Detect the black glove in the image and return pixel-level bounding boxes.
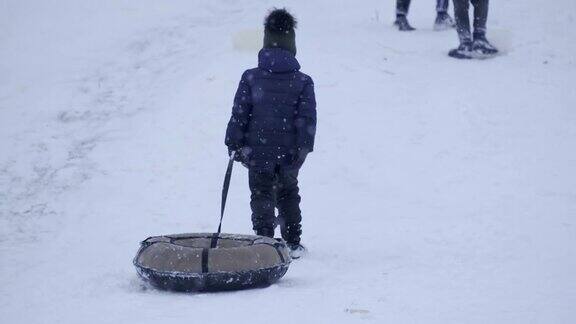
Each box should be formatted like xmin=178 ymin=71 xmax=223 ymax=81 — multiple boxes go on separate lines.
xmin=228 ymin=147 xmax=242 ymax=162
xmin=228 ymin=146 xmax=252 ymax=163
xmin=291 ymin=148 xmax=310 ymax=169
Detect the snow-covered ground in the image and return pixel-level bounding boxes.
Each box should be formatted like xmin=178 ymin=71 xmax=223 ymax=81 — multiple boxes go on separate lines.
xmin=1 ymin=0 xmax=575 ymax=323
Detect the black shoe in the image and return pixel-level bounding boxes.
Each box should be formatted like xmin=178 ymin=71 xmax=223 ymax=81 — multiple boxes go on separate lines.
xmin=472 ymin=34 xmax=499 ymax=56
xmin=394 ymin=15 xmax=415 ymax=31
xmin=255 ymin=227 xmax=274 ymax=238
xmin=434 ymin=12 xmax=455 ymax=31
xmin=287 ymin=243 xmax=307 ymax=259
xmin=448 ymin=41 xmax=474 ymax=59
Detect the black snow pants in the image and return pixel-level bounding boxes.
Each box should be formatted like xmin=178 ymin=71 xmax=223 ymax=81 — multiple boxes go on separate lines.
xmin=452 ymin=0 xmax=489 ymax=42
xmin=249 ymin=166 xmax=302 ymax=244
xmin=396 ymin=0 xmax=450 ymax=16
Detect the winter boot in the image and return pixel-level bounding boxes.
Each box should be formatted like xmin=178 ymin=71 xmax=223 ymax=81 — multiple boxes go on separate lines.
xmin=393 ymin=15 xmax=415 ymax=31
xmin=472 ymin=33 xmax=499 ymax=56
xmin=287 ymin=242 xmax=307 ymax=259
xmin=448 ymin=40 xmax=474 ymax=59
xmin=434 ymin=12 xmax=455 ymax=31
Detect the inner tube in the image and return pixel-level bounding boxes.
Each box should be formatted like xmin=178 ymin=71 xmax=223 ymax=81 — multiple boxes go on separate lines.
xmin=133 ymin=233 xmax=291 ymax=292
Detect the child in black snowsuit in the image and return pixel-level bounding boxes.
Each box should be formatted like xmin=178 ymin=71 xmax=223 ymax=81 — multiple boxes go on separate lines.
xmin=225 ymin=9 xmax=317 ymax=258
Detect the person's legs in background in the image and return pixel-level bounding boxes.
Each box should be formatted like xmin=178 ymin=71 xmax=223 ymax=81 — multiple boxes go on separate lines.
xmin=434 ymin=0 xmax=456 ymax=30
xmin=453 ymin=0 xmax=472 ymax=43
xmin=448 ymin=0 xmax=474 ymax=58
xmin=471 ymin=0 xmax=498 ymax=54
xmin=394 ymin=0 xmax=416 ymax=31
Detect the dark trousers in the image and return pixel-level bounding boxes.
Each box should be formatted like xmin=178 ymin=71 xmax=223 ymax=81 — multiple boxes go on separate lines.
xmin=396 ymin=0 xmax=450 ymax=16
xmin=249 ymin=167 xmax=302 ymax=244
xmin=453 ymin=0 xmax=489 ymax=42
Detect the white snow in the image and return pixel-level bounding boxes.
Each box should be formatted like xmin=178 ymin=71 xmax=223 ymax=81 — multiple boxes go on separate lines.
xmin=1 ymin=0 xmax=575 ymax=323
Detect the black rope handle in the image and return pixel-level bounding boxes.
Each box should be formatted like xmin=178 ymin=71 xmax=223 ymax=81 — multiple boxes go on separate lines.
xmin=210 ymin=151 xmax=236 ymax=248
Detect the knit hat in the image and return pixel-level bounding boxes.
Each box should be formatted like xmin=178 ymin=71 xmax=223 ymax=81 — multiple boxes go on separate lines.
xmin=263 ymin=8 xmax=297 ymax=56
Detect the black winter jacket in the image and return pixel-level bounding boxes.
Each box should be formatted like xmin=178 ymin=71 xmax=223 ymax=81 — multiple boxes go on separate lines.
xmin=225 ymin=48 xmax=316 ymax=171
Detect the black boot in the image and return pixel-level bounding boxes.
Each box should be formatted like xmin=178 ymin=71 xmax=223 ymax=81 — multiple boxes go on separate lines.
xmin=394 ymin=15 xmax=415 ymax=31
xmin=448 ymin=40 xmax=473 ymax=59
xmin=434 ymin=11 xmax=455 ymax=31
xmin=472 ymin=32 xmax=499 ymax=56
xmin=287 ymin=242 xmax=307 ymax=259
xmin=282 ymin=223 xmax=305 ymax=259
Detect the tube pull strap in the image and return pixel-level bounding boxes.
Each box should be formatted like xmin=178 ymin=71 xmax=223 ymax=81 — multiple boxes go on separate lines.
xmin=210 ymin=151 xmax=236 ymax=248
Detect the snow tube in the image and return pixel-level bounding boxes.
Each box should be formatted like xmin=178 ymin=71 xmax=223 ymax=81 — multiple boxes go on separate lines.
xmin=133 ymin=233 xmax=291 ymax=292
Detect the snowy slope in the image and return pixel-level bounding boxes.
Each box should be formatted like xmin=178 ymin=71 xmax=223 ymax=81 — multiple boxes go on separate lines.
xmin=1 ymin=0 xmax=576 ymax=323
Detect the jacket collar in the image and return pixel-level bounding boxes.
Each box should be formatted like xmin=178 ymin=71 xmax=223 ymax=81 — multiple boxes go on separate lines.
xmin=258 ymin=48 xmax=300 ymax=73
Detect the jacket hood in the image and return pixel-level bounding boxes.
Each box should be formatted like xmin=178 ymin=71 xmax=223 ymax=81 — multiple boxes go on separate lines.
xmin=258 ymin=48 xmax=300 ymax=73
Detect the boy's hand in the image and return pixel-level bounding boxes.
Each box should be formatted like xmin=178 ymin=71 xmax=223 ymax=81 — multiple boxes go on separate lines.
xmin=229 ymin=147 xmax=252 ymax=163
xmin=228 ymin=148 xmax=241 ymax=162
